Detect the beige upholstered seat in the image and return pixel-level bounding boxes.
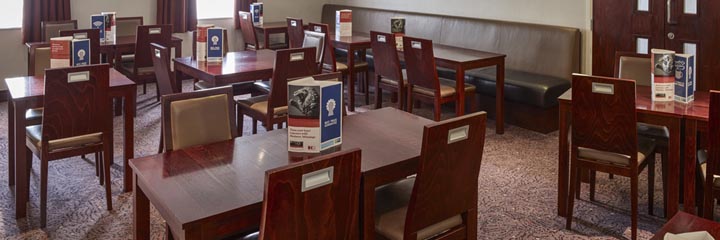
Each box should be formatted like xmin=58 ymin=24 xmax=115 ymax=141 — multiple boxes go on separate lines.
xmin=32 ymin=47 xmax=51 ymax=77
xmin=335 ymin=61 xmax=369 ymax=71
xmin=375 ymin=178 xmax=463 ymax=240
xmin=578 ymin=137 xmax=656 ymax=166
xmin=380 ymin=69 xmax=408 ymax=86
xmin=698 ymin=150 xmax=720 ymax=187
xmin=169 ymin=94 xmax=233 ymax=150
xmin=121 ymin=62 xmax=154 ymax=75
xmin=121 ymin=54 xmax=135 ymax=62
xmin=413 ymin=78 xmax=476 ymax=98
xmin=116 ymin=18 xmax=143 ymax=37
xmin=236 ymin=96 xmax=288 ymax=117
xmin=26 ymin=108 xmax=43 ymax=122
xmin=26 ymin=125 xmax=102 ymax=152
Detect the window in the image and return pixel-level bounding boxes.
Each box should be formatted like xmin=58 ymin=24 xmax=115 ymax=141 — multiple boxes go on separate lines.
xmin=0 ymin=0 xmax=23 ymax=29
xmin=197 ymin=0 xmax=235 ymax=20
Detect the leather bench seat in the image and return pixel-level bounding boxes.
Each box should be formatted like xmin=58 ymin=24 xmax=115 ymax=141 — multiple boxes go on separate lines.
xmin=461 ymin=67 xmax=571 ymax=108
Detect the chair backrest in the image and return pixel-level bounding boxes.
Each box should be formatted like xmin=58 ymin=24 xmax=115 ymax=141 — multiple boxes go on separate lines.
xmin=27 ymin=43 xmax=51 ymax=76
xmin=707 ymin=91 xmax=720 ymax=193
xmin=301 ymin=30 xmax=326 ymax=68
xmin=192 ymin=28 xmax=230 ymax=59
xmin=116 ymin=17 xmax=144 ymax=37
xmin=370 ymin=31 xmax=404 ymax=83
xmin=614 ymin=52 xmax=652 ymax=86
xmin=403 ymin=36 xmax=440 ymax=92
xmin=571 ymin=74 xmax=638 ymax=162
xmin=41 ymin=64 xmax=110 ymax=151
xmin=286 ymin=17 xmax=305 ymax=48
xmin=60 ymin=29 xmax=101 ymax=65
xmin=41 ymin=20 xmax=78 ymax=42
xmin=150 ymin=43 xmax=178 ymax=97
xmin=404 ymin=112 xmax=487 ymax=239
xmin=267 ymin=47 xmax=320 ymax=117
xmin=238 ymin=11 xmax=259 ymax=49
xmin=260 ymin=149 xmax=362 ymax=239
xmin=134 ymin=25 xmax=172 ymax=69
xmin=161 ymin=86 xmax=237 ymax=151
xmin=307 ymin=22 xmax=337 ymax=72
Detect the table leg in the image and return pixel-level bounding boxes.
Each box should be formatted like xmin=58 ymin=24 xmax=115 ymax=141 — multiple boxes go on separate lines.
xmin=684 ymin=119 xmax=698 ymax=215
xmin=360 ymin=176 xmax=375 ymax=240
xmin=264 ymin=31 xmax=271 ymax=50
xmin=8 ymin=100 xmax=14 ymax=186
xmin=496 ymin=61 xmax=505 ymax=134
xmin=666 ymin=118 xmax=683 ymax=219
xmin=455 ymin=67 xmax=466 ymax=117
xmin=347 ymin=47 xmax=357 ymax=112
xmin=133 ymin=174 xmax=150 ymax=240
xmin=123 ymin=90 xmax=137 ymax=192
xmin=557 ymin=102 xmax=571 ymax=217
xmin=13 ymin=100 xmax=28 ymax=219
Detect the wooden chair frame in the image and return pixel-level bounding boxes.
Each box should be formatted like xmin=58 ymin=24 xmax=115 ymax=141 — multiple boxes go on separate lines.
xmin=286 ymin=17 xmax=305 ymax=48
xmin=371 ymin=31 xmax=406 ymax=110
xmin=41 ymin=20 xmax=78 ymax=42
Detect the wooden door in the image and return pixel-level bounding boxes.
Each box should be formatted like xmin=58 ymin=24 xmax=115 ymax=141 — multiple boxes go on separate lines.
xmin=592 ymin=0 xmax=665 ymax=78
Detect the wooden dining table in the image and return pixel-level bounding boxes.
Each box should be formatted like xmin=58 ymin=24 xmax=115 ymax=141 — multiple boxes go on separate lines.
xmin=173 ymin=50 xmax=276 ymax=88
xmin=5 ymin=68 xmax=137 ymax=219
xmin=557 ymin=86 xmax=710 ymax=219
xmin=651 ymin=211 xmax=720 ymax=239
xmin=329 ymin=34 xmax=372 ymax=112
xmin=253 ymin=21 xmax=291 ymax=50
xmin=131 ymin=107 xmax=431 ymax=240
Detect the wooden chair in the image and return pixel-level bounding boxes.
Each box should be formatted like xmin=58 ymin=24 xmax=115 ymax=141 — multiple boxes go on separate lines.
xmin=119 ymin=25 xmax=172 ymax=95
xmin=565 ymin=74 xmax=658 ymax=240
xmin=308 ymin=22 xmax=371 ymax=108
xmin=116 ymin=16 xmax=144 ymax=37
xmin=286 ymin=17 xmax=305 ymax=48
xmin=236 ymin=47 xmax=319 ymax=136
xmin=160 ymin=86 xmax=237 ymax=151
xmin=25 ymin=43 xmax=52 ymax=125
xmin=26 ymin=64 xmax=113 ymax=227
xmin=41 ymin=20 xmax=77 ymax=42
xmin=700 ymin=91 xmax=720 ymax=219
xmin=614 ymin=51 xmax=669 ymax=214
xmin=60 ymin=29 xmax=101 ymax=65
xmin=150 ymin=43 xmax=181 ymax=153
xmin=374 ymin=111 xmax=487 ymax=240
xmin=402 ymin=36 xmax=477 ymax=121
xmin=371 ymin=31 xmax=406 ymax=110
xmin=238 ymin=11 xmax=286 ymax=50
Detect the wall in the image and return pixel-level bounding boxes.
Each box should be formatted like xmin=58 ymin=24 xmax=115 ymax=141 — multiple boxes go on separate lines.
xmin=327 ymin=0 xmax=593 ymax=74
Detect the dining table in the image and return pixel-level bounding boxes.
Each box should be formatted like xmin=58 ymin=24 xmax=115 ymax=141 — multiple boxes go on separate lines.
xmin=253 ymin=21 xmax=291 ymax=50
xmin=329 ymin=34 xmax=372 ymax=112
xmin=557 ymin=86 xmax=711 ymax=219
xmin=5 ymin=68 xmax=137 ymax=219
xmin=651 ymin=211 xmax=720 ymax=239
xmin=131 ymin=107 xmax=432 ymax=240
xmin=173 ymin=50 xmax=276 ymax=88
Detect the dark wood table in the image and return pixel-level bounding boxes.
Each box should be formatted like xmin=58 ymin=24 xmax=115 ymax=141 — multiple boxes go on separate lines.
xmin=254 ymin=21 xmax=290 ymax=50
xmin=173 ymin=50 xmax=275 ymax=87
xmin=329 ymin=34 xmax=372 ymax=112
xmin=131 ymin=107 xmax=431 ymax=240
xmin=25 ymin=36 xmax=183 ymax=69
xmin=5 ymin=69 xmax=137 ymax=219
xmin=651 ymin=211 xmax=720 ymax=239
xmin=558 ymin=86 xmax=710 ymax=219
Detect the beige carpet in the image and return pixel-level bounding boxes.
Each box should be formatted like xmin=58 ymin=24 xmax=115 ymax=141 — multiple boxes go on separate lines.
xmin=0 ymin=81 xmax=670 ymax=239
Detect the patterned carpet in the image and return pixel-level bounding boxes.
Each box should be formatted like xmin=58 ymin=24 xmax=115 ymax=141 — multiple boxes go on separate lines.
xmin=0 ymin=81 xmax=672 ymax=239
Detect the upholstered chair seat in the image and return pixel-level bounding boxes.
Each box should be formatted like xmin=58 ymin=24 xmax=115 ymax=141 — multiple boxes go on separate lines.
xmin=413 ymin=78 xmax=476 ymax=98
xmin=26 ymin=126 xmax=103 ymax=152
xmin=26 ymin=108 xmax=43 ymax=122
xmin=121 ymin=62 xmax=155 ymax=75
xmin=578 ymin=137 xmax=656 ymax=167
xmin=698 ymin=150 xmax=720 ymax=187
xmin=236 ymin=96 xmax=288 ymax=117
xmin=379 ymin=70 xmax=408 ymax=86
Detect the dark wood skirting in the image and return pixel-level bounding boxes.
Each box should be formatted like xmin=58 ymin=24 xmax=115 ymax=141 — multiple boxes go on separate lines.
xmin=0 ymin=90 xmax=8 ymax=102
xmin=476 ymin=94 xmax=558 ymax=134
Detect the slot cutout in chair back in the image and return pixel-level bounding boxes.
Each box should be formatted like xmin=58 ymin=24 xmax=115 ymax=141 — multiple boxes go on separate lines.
xmin=592 ymin=82 xmax=614 ymax=95
xmin=447 ymin=125 xmax=469 ymax=144
xmin=301 ymin=166 xmax=334 ymax=192
xmin=68 ymin=71 xmax=90 ymax=83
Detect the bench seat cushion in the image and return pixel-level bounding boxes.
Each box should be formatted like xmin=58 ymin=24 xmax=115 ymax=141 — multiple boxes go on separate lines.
xmin=462 ymin=67 xmax=570 ymax=108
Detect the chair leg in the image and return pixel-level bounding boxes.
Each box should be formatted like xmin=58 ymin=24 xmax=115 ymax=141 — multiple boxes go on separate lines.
xmin=631 ymin=175 xmax=638 ymax=240
xmin=99 ymin=152 xmax=104 ymax=186
xmin=566 ymin=161 xmax=579 ymax=230
xmin=661 ymin=150 xmax=669 ymax=218
xmin=103 ymin=145 xmax=113 ymax=211
xmin=364 ymin=71 xmax=370 ymax=105
xmin=434 ymin=101 xmax=441 ymax=121
xmin=40 ymin=158 xmax=49 ymax=228
xmin=237 ymin=107 xmax=244 ymax=137
xmin=468 ymin=91 xmax=477 ymax=112
xmin=158 ymin=132 xmax=164 ymax=154
xmin=375 ymin=78 xmax=383 ymax=109
xmin=609 ymin=174 xmax=614 ymax=179
xmin=406 ymin=90 xmax=414 ymax=114
xmin=95 ymin=152 xmax=100 ymax=177
xmin=26 ymin=148 xmax=32 ymax=184
xmin=166 ymin=223 xmax=175 ymax=240
xmin=648 ymin=156 xmax=656 ymax=216
xmin=589 ymin=170 xmax=596 ymax=201
xmin=252 ymin=119 xmax=258 ymax=135
xmin=575 ymin=169 xmax=582 ymax=199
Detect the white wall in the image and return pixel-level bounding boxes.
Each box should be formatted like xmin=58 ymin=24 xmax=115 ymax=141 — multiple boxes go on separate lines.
xmin=328 ymin=0 xmax=593 ymax=73
xmin=71 ymin=0 xmax=156 ymax=28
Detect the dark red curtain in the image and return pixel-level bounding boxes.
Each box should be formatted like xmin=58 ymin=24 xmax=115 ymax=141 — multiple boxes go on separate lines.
xmin=22 ymin=0 xmax=71 ymax=43
xmin=234 ymin=0 xmax=256 ymax=29
xmin=157 ymin=0 xmax=197 ymax=33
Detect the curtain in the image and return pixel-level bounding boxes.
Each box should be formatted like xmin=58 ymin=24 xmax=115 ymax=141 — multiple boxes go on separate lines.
xmin=234 ymin=0 xmax=256 ymax=29
xmin=22 ymin=0 xmax=71 ymax=43
xmin=157 ymin=0 xmax=197 ymax=33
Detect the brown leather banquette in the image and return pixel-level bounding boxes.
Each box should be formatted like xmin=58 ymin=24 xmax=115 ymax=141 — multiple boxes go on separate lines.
xmin=321 ymin=4 xmax=581 ymax=133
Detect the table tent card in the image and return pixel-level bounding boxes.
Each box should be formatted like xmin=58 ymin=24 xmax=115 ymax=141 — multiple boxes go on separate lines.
xmin=101 ymin=12 xmax=116 ymax=43
xmin=250 ymin=3 xmax=264 ymax=26
xmin=336 ymin=10 xmax=352 ymax=37
xmin=288 ymin=77 xmax=343 ymax=153
xmin=391 ymin=17 xmax=405 ymax=50
xmin=91 ymin=14 xmax=106 ymax=41
xmin=674 ymin=53 xmax=695 ymax=103
xmin=196 ymin=24 xmax=215 ymax=61
xmin=50 ymin=36 xmax=91 ymax=68
xmin=651 ymin=49 xmax=676 ymax=102
xmin=207 ymin=27 xmax=224 ymax=62
xmin=71 ymin=38 xmax=91 ymax=66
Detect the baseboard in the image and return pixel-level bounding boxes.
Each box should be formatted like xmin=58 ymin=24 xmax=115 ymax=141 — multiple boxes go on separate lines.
xmin=476 ymin=94 xmax=559 ymax=134
xmin=0 ymin=90 xmax=8 ymax=102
